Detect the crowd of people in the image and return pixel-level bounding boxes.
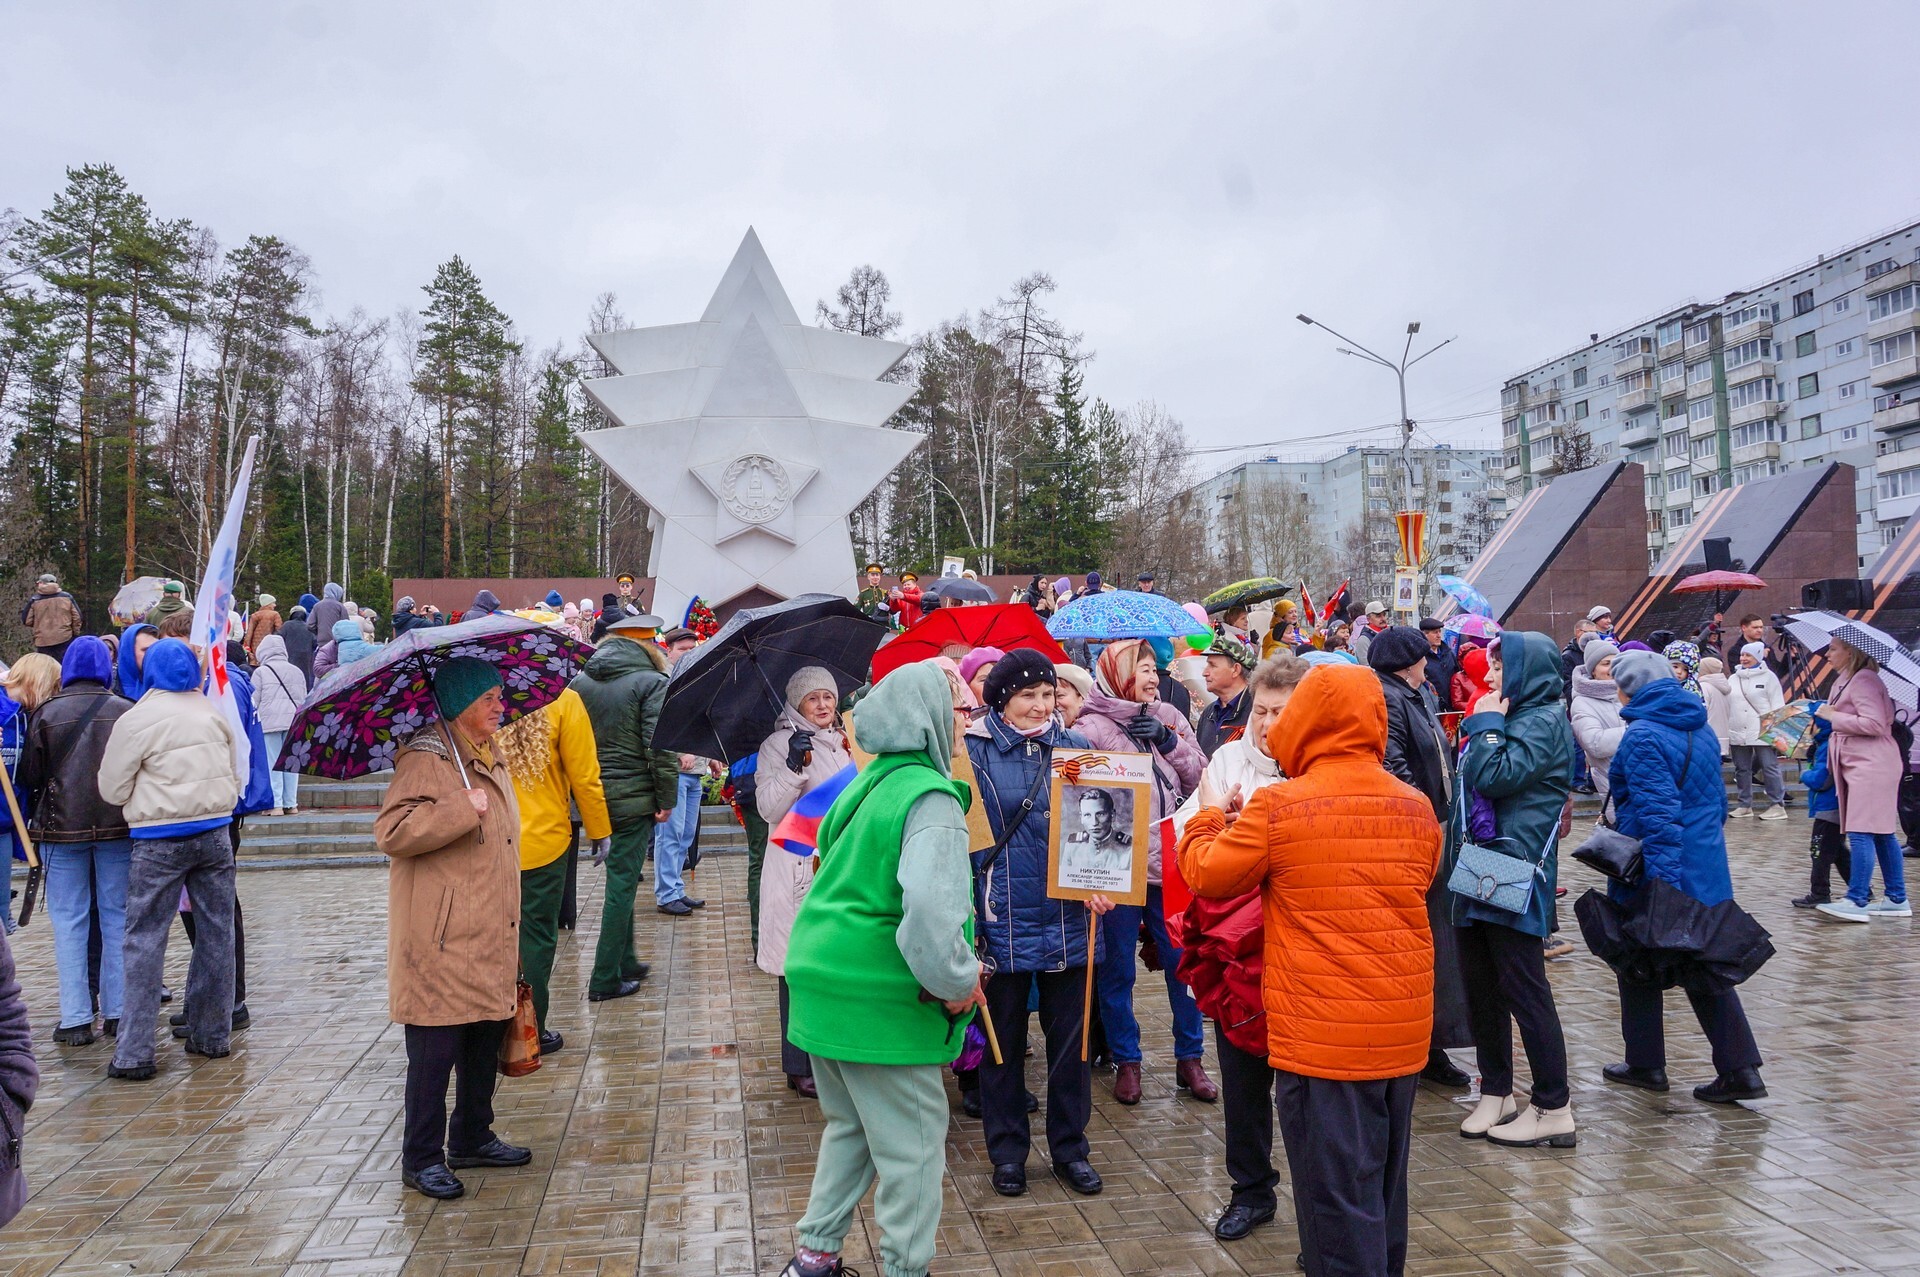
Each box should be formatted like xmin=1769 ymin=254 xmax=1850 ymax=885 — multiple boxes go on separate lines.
xmin=0 ymin=565 xmax=1908 ymax=1277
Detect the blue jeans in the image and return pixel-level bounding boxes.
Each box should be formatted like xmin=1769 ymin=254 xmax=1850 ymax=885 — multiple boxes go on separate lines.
xmin=263 ymin=730 xmax=300 ymax=809
xmin=1846 ymin=831 xmax=1908 ymax=907
xmin=654 ymin=772 xmax=704 ymax=905
xmin=1096 ymin=884 xmax=1205 ymax=1063
xmin=46 ymin=840 xmax=132 ymax=1027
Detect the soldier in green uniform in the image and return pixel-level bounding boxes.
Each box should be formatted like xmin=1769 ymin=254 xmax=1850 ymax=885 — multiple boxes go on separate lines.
xmin=856 ymin=563 xmax=894 ymax=627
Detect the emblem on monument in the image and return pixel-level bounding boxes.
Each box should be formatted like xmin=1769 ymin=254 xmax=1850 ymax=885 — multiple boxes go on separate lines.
xmin=721 ymin=454 xmax=792 ymax=525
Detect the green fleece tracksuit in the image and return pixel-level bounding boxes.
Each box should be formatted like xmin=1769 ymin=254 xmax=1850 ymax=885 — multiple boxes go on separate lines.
xmin=784 ymin=665 xmax=977 ymax=1277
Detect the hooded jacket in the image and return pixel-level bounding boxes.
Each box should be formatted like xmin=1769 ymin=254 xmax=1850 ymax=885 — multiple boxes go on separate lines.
xmin=116 ymin=623 xmax=157 ymax=701
xmin=1444 ymin=631 xmax=1573 ymax=938
xmin=97 ymin=639 xmax=239 ymax=836
xmin=786 ymin=663 xmax=977 ymax=1065
xmin=1451 ymin=646 xmax=1491 ymax=714
xmin=966 ymin=711 xmax=1094 ymax=972
xmin=1698 ymin=666 xmax=1734 ymax=756
xmin=18 ymin=637 xmax=130 ymax=843
xmin=1177 ymin=663 xmax=1440 ymax=1081
xmin=250 ymin=634 xmax=308 ymax=734
xmin=307 ymin=582 xmax=347 ymax=639
xmin=569 ymin=636 xmax=678 ymax=820
xmin=467 ymin=588 xmax=502 ymax=619
xmin=1801 ymin=710 xmax=1839 ymax=822
xmin=224 ymin=658 xmax=276 ymax=818
xmin=1607 ymin=675 xmax=1732 ymax=907
xmin=1569 ymin=668 xmax=1626 ymax=801
xmin=755 ymin=703 xmax=854 ymax=977
xmin=332 ymin=617 xmax=382 ymax=668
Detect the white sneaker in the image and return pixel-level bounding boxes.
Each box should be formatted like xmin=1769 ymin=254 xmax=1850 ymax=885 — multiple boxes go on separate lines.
xmin=1459 ymin=1093 xmax=1518 ymax=1139
xmin=1757 ymin=805 xmax=1788 ymax=821
xmin=1730 ymin=807 xmax=1754 ymax=819
xmin=1866 ymin=899 xmax=1913 ymax=918
xmin=1816 ymin=900 xmax=1872 ymax=923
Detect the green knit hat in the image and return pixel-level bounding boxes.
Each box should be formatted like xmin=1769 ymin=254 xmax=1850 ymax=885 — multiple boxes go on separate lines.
xmin=433 ymin=657 xmax=503 ymax=720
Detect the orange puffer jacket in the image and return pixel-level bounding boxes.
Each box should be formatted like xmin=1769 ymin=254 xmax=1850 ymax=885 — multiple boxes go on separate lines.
xmin=1176 ymin=663 xmax=1441 ymax=1081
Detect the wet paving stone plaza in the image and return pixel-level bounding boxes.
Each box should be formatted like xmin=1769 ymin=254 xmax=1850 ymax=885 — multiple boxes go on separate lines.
xmin=6 ymin=817 xmax=1920 ymax=1276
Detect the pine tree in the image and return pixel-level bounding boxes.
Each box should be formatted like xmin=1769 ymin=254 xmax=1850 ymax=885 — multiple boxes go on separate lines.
xmin=413 ymin=256 xmax=516 ymax=575
xmin=109 ymin=212 xmax=195 ymax=580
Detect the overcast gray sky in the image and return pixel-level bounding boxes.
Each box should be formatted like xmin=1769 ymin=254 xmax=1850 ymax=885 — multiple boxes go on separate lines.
xmin=9 ymin=1 xmax=1920 ymax=477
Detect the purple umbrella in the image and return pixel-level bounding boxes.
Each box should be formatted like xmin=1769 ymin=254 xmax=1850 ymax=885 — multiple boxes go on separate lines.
xmin=277 ymin=614 xmax=593 ymax=779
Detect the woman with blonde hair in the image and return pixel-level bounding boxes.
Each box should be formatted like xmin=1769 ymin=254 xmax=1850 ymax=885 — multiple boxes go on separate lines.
xmin=1815 ymin=637 xmax=1910 ymax=921
xmin=1 ymin=654 xmax=61 ymax=934
xmin=492 ymin=687 xmax=612 ymax=1052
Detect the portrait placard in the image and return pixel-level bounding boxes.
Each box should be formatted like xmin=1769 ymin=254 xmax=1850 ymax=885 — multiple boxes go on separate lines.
xmin=1046 ymin=748 xmax=1152 ymax=906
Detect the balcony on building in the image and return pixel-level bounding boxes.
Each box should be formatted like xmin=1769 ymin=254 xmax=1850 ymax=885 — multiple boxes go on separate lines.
xmin=1617 ymin=386 xmax=1658 ymax=414
xmin=1613 ymin=350 xmax=1656 ymax=377
xmin=1619 ymin=417 xmax=1661 ymax=449
xmin=1687 ymin=411 xmax=1721 ymax=439
xmin=1867 ymin=306 xmax=1920 ymax=347
xmin=1664 ymin=449 xmax=1690 ymax=471
xmin=1656 ymin=335 xmax=1685 ymax=362
xmin=1731 ymin=439 xmax=1781 ymax=466
xmin=1723 ymin=316 xmax=1774 ymax=347
xmin=1727 ymin=396 xmax=1779 ymax=428
xmin=1876 ymin=389 xmax=1920 ymax=434
xmin=1872 ymin=354 xmax=1920 ymax=388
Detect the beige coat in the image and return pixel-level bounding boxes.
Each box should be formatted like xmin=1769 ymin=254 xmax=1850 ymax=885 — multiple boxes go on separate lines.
xmin=97 ymin=691 xmax=239 ymax=831
xmin=374 ymin=730 xmax=523 ymax=1026
xmin=754 ymin=706 xmax=852 ymax=977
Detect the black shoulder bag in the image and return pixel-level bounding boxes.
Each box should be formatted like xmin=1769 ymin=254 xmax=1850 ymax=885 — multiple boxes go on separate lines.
xmin=1571 ymin=733 xmax=1694 ymax=886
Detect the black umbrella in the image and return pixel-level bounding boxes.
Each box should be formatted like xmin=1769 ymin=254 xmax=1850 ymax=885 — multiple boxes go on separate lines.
xmin=1575 ymin=880 xmax=1774 ymax=995
xmin=654 ymin=593 xmax=889 ymax=764
xmin=923 ymin=575 xmax=996 ymax=604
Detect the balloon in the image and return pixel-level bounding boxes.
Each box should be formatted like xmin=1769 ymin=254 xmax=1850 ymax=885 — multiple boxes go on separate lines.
xmin=1186 ymin=632 xmax=1213 ymax=652
xmin=1182 ymin=601 xmax=1211 ymax=629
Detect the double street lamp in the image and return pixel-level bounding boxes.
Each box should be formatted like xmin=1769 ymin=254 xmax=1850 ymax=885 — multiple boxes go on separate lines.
xmin=1296 ymin=313 xmax=1455 ymax=604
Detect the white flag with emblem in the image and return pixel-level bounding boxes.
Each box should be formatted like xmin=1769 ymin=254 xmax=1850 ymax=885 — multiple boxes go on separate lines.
xmin=191 ymin=436 xmax=260 ymax=785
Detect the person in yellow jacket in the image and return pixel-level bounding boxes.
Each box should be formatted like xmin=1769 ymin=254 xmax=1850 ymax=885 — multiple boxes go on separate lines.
xmin=493 ymin=686 xmax=612 ymax=1053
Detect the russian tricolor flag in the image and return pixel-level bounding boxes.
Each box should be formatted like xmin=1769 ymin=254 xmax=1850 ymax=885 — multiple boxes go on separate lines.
xmin=771 ymin=762 xmax=858 ymax=856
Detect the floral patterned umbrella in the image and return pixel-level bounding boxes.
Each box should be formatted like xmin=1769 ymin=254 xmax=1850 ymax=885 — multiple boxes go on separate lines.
xmin=276 ymin=614 xmax=593 ymax=778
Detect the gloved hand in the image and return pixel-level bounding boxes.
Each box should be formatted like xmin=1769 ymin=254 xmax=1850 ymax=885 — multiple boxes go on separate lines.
xmin=1123 ymin=707 xmax=1172 ymax=750
xmin=586 ymin=836 xmax=612 ymax=865
xmin=785 ymin=730 xmax=814 ymax=773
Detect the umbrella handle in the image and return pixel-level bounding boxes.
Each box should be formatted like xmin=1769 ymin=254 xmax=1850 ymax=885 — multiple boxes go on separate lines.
xmin=437 ymin=716 xmax=484 ymax=844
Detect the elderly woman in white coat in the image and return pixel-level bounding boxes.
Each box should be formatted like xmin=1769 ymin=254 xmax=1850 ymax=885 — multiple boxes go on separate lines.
xmin=1569 ymin=642 xmax=1626 ymax=805
xmin=756 ymin=666 xmax=853 ymax=1100
xmin=1727 ymin=642 xmax=1788 ymax=819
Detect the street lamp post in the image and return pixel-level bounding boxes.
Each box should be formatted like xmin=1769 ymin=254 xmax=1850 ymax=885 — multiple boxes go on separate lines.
xmin=1296 ymin=313 xmax=1453 ymax=607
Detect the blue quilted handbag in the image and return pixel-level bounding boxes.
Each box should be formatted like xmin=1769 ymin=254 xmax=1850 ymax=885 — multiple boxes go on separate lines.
xmin=1447 ymin=797 xmax=1548 ymax=915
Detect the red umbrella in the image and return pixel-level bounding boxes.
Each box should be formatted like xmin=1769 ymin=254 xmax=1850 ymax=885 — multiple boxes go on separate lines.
xmin=1671 ymin=570 xmax=1767 ymax=593
xmin=872 ymin=603 xmax=1069 ymax=682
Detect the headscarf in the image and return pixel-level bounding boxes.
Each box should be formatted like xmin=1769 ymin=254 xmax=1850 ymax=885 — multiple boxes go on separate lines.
xmin=1094 ymin=638 xmax=1148 ymax=700
xmin=1457 ymin=646 xmax=1492 ymax=704
xmin=928 ymin=656 xmax=976 ymax=709
xmin=1662 ymin=640 xmax=1702 ymax=697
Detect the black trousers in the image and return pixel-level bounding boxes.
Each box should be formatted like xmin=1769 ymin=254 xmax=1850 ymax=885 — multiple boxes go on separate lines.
xmin=403 ymin=1019 xmax=509 ymax=1172
xmin=981 ymin=969 xmax=1091 ymax=1167
xmin=1453 ymin=921 xmax=1569 ymax=1110
xmin=1617 ymin=975 xmax=1762 ymax=1076
xmin=776 ymin=977 xmax=812 ymax=1078
xmin=1274 ymin=1069 xmax=1417 ymax=1277
xmin=1215 ymin=1021 xmax=1278 ymax=1211
xmin=179 ymin=819 xmax=247 ymax=1008
xmin=1811 ymin=818 xmax=1855 ymax=901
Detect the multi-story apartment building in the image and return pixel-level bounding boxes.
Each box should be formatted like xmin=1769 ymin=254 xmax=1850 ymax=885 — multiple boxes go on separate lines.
xmin=1184 ymin=443 xmax=1508 ymax=603
xmin=1502 ymin=220 xmax=1920 ymax=572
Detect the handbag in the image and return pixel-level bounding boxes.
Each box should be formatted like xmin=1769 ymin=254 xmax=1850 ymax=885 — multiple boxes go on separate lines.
xmin=1447 ymin=784 xmax=1553 ymax=915
xmin=497 ymin=977 xmax=542 ymax=1077
xmin=1570 ymin=735 xmax=1694 ymax=887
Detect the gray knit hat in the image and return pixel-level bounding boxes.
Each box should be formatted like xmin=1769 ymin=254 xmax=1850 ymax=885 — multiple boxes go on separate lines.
xmin=1582 ymin=641 xmax=1619 ymax=678
xmin=1611 ymin=650 xmax=1673 ymax=700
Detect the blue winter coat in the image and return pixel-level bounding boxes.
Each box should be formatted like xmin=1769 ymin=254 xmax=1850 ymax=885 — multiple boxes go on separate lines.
xmin=966 ymin=712 xmax=1096 ymax=973
xmin=226 ymin=665 xmax=275 ymax=818
xmin=1445 ymin=630 xmax=1573 ymax=938
xmin=1608 ymin=676 xmax=1732 ymax=908
xmin=1802 ymin=709 xmax=1838 ymax=822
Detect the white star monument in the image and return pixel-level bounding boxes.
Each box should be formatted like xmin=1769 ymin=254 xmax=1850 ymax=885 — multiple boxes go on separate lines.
xmin=578 ymin=229 xmax=920 ymax=624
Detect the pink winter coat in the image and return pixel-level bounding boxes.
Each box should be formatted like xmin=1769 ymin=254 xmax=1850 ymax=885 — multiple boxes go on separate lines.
xmin=1826 ymin=667 xmax=1904 ymax=835
xmin=1072 ymin=690 xmax=1205 ymax=884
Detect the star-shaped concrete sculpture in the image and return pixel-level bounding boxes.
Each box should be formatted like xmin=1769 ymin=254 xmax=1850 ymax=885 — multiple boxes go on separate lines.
xmin=578 ymin=229 xmax=920 ymax=623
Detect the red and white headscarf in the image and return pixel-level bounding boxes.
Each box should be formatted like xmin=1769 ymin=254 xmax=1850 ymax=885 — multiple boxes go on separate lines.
xmin=1094 ymin=639 xmax=1148 ymax=701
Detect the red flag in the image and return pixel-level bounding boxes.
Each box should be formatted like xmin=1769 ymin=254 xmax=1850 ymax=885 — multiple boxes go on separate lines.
xmin=1298 ymin=580 xmax=1317 ymax=630
xmin=1321 ymin=580 xmax=1351 ymax=625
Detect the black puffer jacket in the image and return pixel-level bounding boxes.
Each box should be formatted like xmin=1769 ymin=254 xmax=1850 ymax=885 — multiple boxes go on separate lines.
xmin=18 ymin=680 xmax=131 ymax=842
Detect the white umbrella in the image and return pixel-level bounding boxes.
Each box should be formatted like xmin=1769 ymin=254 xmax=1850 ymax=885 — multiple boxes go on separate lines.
xmin=1783 ymin=610 xmax=1920 ymax=712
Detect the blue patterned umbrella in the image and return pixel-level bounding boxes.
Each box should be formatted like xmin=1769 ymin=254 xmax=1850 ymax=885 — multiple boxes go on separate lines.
xmin=1436 ymin=574 xmax=1494 ymax=618
xmin=1047 ymin=591 xmax=1211 ymax=641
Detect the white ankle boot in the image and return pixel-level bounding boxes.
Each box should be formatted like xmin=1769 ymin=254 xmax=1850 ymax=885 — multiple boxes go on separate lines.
xmin=1459 ymin=1093 xmax=1518 ymax=1138
xmin=1486 ymin=1103 xmax=1576 ymax=1148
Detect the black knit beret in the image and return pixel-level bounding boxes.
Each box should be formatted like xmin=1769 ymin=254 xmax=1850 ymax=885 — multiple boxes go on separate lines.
xmin=982 ymin=647 xmax=1058 ymax=712
xmin=1365 ymin=625 xmax=1431 ymax=674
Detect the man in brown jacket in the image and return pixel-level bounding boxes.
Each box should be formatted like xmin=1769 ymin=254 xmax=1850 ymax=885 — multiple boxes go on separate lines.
xmin=22 ymin=573 xmax=84 ymax=660
xmin=242 ymin=594 xmax=282 ymax=656
xmin=373 ymin=657 xmax=532 ymax=1200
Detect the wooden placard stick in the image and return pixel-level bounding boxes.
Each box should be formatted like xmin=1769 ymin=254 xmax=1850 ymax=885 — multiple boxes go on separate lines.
xmin=1081 ymin=910 xmax=1098 ymax=1061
